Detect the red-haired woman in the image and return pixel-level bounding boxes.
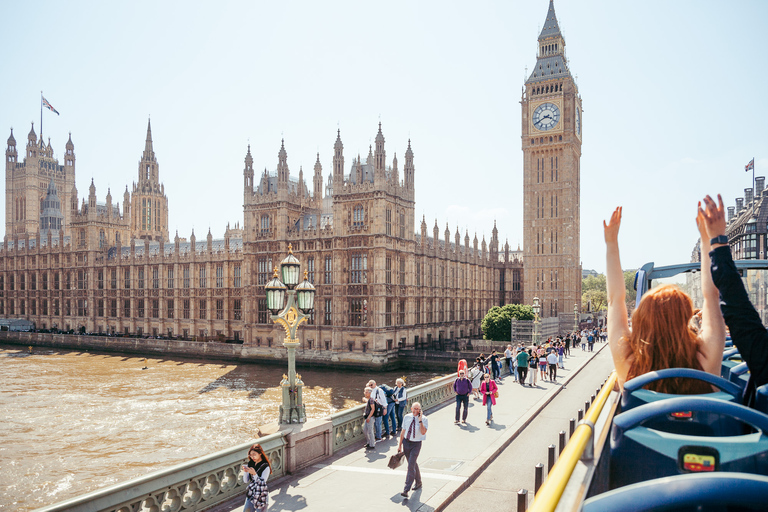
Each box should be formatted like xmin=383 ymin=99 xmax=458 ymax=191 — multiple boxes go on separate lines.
xmin=604 ymin=207 xmax=725 ymax=393
xmin=242 ymin=443 xmax=272 ymax=511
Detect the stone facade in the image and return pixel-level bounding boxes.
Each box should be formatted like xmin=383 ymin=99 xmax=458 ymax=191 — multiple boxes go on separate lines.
xmin=522 ymin=0 xmax=582 ymax=323
xmin=2 ymin=120 xmax=523 ymax=361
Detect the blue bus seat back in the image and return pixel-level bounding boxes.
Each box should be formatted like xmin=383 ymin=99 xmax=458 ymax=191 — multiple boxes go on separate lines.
xmin=610 ymin=397 xmax=768 ymax=489
xmin=756 ymin=384 xmax=768 ymax=415
xmin=584 ymin=472 xmax=768 ymax=512
xmin=622 ymin=369 xmax=744 ymax=413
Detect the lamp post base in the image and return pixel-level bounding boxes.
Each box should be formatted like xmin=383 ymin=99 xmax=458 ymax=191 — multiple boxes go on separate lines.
xmin=279 ymin=403 xmax=307 ymax=424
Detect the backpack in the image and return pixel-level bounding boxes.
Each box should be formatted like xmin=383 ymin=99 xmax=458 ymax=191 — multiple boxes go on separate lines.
xmin=373 ymin=401 xmax=384 ymax=417
xmin=380 ymin=384 xmax=396 ymax=403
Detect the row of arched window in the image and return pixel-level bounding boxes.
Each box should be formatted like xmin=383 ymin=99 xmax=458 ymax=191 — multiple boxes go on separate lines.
xmin=531 ymin=82 xmax=563 ymax=96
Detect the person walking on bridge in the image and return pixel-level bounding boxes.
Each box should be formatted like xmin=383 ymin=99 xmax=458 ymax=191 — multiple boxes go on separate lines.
xmin=516 ymin=346 xmax=529 ymax=386
xmin=453 ymin=369 xmax=472 ymax=424
xmin=480 ymin=373 xmax=498 ymax=425
xmin=242 ymin=443 xmax=272 ymax=512
xmin=398 ymin=402 xmax=429 ymax=499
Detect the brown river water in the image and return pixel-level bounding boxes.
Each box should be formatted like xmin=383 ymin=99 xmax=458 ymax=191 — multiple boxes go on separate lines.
xmin=0 ymin=344 xmax=441 ymax=511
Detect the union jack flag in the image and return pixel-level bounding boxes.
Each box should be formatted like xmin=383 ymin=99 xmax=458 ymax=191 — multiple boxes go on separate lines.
xmin=745 ymin=158 xmax=755 ymax=172
xmin=42 ymin=96 xmax=59 ymax=115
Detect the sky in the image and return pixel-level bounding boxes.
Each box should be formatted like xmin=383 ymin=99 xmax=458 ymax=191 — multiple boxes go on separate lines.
xmin=1 ymin=1 xmax=766 ymax=274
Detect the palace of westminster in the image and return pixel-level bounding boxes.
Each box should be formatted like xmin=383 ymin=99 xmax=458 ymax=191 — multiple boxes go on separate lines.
xmin=1 ymin=1 xmax=581 ymax=358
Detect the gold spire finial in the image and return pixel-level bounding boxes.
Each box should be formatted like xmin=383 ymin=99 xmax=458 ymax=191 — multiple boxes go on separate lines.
xmin=304 ymin=269 xmax=309 ymax=280
xmin=288 ymin=243 xmax=293 ymax=254
xmin=273 ymin=266 xmax=279 ymax=278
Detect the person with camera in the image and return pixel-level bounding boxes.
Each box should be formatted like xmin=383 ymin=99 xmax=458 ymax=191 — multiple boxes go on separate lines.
xmin=241 ymin=443 xmax=271 ymax=511
xmin=398 ymin=402 xmax=429 ymax=499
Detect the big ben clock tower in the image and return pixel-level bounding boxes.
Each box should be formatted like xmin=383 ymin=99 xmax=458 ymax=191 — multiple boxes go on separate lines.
xmin=522 ymin=0 xmax=582 ymax=321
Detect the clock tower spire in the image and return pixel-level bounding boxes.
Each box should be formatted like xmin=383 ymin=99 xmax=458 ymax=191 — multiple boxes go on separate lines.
xmin=522 ymin=0 xmax=582 ymax=323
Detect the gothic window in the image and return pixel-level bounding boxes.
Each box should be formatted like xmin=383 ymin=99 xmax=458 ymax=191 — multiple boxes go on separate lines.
xmin=399 ymin=212 xmax=405 ymax=238
xmin=152 ymin=300 xmax=159 ymax=318
xmin=183 ymin=299 xmax=190 ymax=319
xmin=306 ymin=257 xmax=315 ymax=283
xmin=234 ymin=265 xmax=241 ymax=288
xmin=137 ymin=299 xmax=144 ymax=318
xmin=167 ymin=300 xmax=174 ymax=319
xmin=260 ymin=214 xmax=270 ymax=233
xmin=97 ymin=271 xmax=103 ymax=290
xmin=183 ymin=265 xmax=190 ymax=288
xmin=385 ymin=256 xmax=392 ymax=284
xmin=167 ymin=268 xmax=174 ymax=288
xmin=216 ymin=299 xmax=224 ymax=320
xmin=152 ymin=267 xmax=159 ymax=289
xmin=353 ymin=205 xmax=364 ymax=227
xmin=199 ymin=266 xmax=206 ymax=288
xmin=385 ymin=299 xmax=392 ymax=326
xmin=216 ymin=264 xmax=224 ymax=288
xmin=324 ymin=255 xmax=332 ymax=284
xmin=124 ymin=269 xmax=130 ymax=289
xmin=349 ymin=299 xmax=365 ymax=326
xmin=138 ymin=269 xmax=144 ymax=289
xmin=124 ymin=299 xmax=130 ymax=317
xmin=324 ymin=298 xmax=332 ymax=325
xmin=99 ymin=230 xmax=105 ymax=249
xmin=199 ymin=299 xmax=207 ymax=319
xmin=350 ymin=253 xmax=367 ymax=284
xmin=399 ymin=300 xmax=406 ymax=325
xmin=257 ymin=258 xmax=273 ymax=285
xmin=399 ymin=258 xmax=406 ymax=285
xmin=385 ymin=208 xmax=392 ymax=236
xmin=415 ymin=299 xmax=421 ymax=324
xmin=416 ymin=261 xmax=421 ymax=286
xmin=258 ymin=299 xmax=268 ymax=323
xmin=233 ymin=299 xmax=241 ymax=320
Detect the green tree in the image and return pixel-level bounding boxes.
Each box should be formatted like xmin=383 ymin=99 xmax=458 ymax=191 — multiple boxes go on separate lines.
xmin=482 ymin=304 xmax=534 ymax=341
xmin=581 ymin=271 xmax=637 ymax=312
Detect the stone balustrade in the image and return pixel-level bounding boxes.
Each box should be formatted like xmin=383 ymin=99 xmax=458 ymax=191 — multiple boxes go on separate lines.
xmin=35 ymin=371 xmax=459 ymax=512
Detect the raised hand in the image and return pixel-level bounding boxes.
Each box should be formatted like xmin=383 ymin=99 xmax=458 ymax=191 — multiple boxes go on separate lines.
xmin=603 ymin=207 xmax=622 ymax=244
xmin=699 ymin=194 xmax=727 ymax=240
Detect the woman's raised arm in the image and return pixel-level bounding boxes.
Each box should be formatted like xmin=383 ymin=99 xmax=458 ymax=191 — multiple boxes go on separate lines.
xmin=605 ymin=207 xmax=632 ymax=383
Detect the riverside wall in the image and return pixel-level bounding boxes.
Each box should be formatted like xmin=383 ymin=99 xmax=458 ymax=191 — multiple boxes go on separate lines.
xmin=0 ymin=331 xmax=504 ymax=371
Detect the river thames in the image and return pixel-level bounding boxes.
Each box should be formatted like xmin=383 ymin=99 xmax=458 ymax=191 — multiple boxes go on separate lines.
xmin=0 ymin=344 xmax=440 ymax=511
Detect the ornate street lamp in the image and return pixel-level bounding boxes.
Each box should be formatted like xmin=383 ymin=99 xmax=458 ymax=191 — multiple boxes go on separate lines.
xmin=264 ymin=244 xmax=315 ymax=424
xmin=532 ymin=296 xmax=541 ymax=346
xmin=573 ymin=303 xmax=579 ymax=333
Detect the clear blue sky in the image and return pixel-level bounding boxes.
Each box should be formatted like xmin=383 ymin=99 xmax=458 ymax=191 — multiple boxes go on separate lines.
xmin=1 ymin=1 xmax=766 ymax=274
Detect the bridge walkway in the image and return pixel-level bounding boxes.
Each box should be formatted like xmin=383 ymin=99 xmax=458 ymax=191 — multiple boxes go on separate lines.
xmin=213 ymin=343 xmax=611 ymax=512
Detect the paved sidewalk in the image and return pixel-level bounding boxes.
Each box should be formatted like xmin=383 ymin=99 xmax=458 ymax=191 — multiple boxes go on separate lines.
xmin=218 ymin=344 xmax=610 ymax=512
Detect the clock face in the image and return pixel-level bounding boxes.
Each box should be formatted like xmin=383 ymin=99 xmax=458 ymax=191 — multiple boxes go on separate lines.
xmin=575 ymin=107 xmax=581 ymax=135
xmin=532 ymin=102 xmax=560 ymax=131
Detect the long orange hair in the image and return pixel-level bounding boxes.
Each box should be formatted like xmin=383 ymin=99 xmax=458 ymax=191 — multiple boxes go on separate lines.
xmin=624 ymin=284 xmax=711 ymax=394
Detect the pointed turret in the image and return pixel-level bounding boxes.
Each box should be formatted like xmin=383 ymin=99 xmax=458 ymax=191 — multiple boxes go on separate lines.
xmin=244 ymin=144 xmax=254 ymax=195
xmin=313 ymin=152 xmax=323 ymax=200
xmin=528 ymin=0 xmax=571 ymax=83
xmin=298 ymin=166 xmax=305 ymax=197
xmin=6 ymin=128 xmax=17 ymax=166
xmin=144 ymin=118 xmax=154 ymax=156
xmin=404 ymin=139 xmax=415 ymax=190
xmin=333 ymin=129 xmax=344 ymax=191
xmin=64 ymin=132 xmax=75 ymax=168
xmin=391 ymin=152 xmax=399 ymax=186
xmin=277 ymin=139 xmax=289 ymax=185
xmin=28 ymin=123 xmax=37 ymax=143
xmin=88 ymin=178 xmax=97 ymax=208
xmin=374 ymin=122 xmax=386 ymax=182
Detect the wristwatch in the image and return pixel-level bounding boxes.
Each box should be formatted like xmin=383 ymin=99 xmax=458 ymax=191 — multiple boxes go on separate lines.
xmin=710 ymin=235 xmax=728 ymax=245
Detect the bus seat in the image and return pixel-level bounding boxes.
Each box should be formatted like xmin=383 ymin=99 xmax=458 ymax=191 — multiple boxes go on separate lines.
xmin=728 ymin=362 xmax=751 ymax=389
xmin=610 ymin=397 xmax=768 ymax=489
xmin=584 ymin=472 xmax=768 ymax=512
xmin=755 ymin=384 xmax=768 ymax=415
xmin=622 ymin=368 xmax=742 ymax=412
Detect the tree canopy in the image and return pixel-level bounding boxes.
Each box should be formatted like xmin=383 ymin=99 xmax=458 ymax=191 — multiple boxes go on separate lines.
xmin=581 ymin=270 xmax=636 ymax=312
xmin=481 ymin=304 xmax=535 ymax=341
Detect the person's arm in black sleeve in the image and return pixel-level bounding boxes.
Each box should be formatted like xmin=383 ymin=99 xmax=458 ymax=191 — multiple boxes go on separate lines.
xmin=701 ymin=193 xmax=768 ymax=387
xmin=710 ymin=245 xmax=768 ymax=387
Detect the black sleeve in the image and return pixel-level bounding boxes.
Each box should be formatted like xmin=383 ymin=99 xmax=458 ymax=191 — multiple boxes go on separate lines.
xmin=710 ymin=246 xmax=768 ymax=387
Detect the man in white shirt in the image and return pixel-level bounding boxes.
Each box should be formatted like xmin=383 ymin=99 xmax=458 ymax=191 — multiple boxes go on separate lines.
xmin=398 ymin=402 xmax=428 ymax=499
xmin=368 ymin=380 xmax=388 ymax=440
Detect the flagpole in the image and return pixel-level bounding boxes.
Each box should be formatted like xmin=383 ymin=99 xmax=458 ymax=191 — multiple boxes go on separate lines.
xmin=40 ymin=91 xmax=43 ymax=142
xmin=752 ymin=156 xmax=756 ymax=219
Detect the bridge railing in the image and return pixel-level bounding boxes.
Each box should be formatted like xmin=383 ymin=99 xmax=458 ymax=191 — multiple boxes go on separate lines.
xmin=36 ymin=372 xmax=459 ymax=512
xmin=34 ymin=431 xmax=287 ymax=512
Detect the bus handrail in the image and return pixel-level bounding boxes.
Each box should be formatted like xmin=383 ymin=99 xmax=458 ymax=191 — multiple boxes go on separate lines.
xmin=528 ymin=371 xmax=618 ymax=512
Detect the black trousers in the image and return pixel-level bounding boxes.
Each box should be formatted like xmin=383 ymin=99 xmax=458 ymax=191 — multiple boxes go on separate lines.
xmin=518 ymin=366 xmax=528 ymax=384
xmin=455 ymin=394 xmax=469 ymax=421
